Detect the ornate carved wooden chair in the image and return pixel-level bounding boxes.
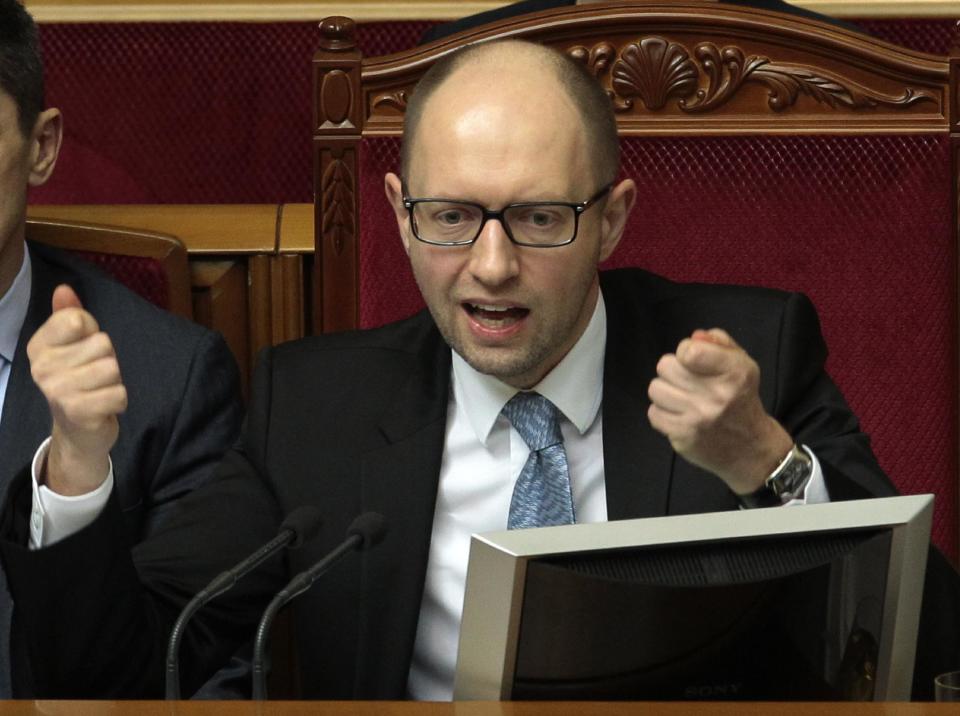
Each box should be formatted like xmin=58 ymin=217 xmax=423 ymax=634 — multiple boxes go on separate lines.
xmin=25 ymin=218 xmax=193 ymax=319
xmin=311 ymin=2 xmax=960 ymax=563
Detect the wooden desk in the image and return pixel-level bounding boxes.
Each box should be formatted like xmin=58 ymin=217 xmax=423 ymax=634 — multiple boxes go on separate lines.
xmin=13 ymin=701 xmax=960 ymax=715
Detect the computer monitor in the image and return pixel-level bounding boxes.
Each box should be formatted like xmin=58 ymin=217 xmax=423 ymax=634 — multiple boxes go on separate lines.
xmin=454 ymin=495 xmax=933 ymax=701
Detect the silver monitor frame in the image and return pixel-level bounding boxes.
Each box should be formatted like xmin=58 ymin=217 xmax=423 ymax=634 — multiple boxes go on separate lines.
xmin=453 ymin=495 xmax=933 ymax=701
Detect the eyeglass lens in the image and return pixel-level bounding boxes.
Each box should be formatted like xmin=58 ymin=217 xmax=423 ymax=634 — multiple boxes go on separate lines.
xmin=412 ymin=201 xmax=576 ymax=245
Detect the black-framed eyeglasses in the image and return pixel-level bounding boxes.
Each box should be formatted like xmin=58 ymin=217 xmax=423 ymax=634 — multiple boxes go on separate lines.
xmin=402 ymin=184 xmax=612 ymax=247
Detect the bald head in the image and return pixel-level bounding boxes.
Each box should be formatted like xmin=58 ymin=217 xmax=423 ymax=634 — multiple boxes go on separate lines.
xmin=401 ymin=40 xmax=619 ymax=189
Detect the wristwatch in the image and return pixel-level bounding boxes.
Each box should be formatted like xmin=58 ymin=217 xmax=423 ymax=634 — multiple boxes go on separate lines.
xmin=739 ymin=443 xmax=813 ymax=509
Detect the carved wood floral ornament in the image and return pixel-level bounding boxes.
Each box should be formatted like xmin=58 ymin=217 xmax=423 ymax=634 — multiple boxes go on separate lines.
xmin=568 ymin=37 xmax=938 ymax=113
xmin=321 ymin=159 xmax=356 ymax=256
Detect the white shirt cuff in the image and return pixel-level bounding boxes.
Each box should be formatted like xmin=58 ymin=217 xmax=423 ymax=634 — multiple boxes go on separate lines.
xmin=784 ymin=444 xmax=828 ymax=506
xmin=29 ymin=437 xmax=114 ymax=550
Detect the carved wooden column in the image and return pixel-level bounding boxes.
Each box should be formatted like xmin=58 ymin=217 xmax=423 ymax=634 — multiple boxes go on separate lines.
xmin=313 ymin=16 xmax=362 ymax=334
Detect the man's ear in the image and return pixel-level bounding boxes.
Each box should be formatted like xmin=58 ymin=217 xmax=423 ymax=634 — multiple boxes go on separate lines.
xmin=384 ymin=172 xmax=413 ymax=255
xmin=598 ymin=177 xmax=637 ymax=263
xmin=28 ymin=108 xmax=62 ymax=188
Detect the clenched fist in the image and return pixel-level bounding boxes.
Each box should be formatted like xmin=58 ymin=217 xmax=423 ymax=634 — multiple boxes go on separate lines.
xmin=647 ymin=328 xmax=793 ymax=495
xmin=27 ymin=284 xmax=127 ymax=495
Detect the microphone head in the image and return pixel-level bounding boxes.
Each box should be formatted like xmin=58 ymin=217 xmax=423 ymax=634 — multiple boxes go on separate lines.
xmin=347 ymin=512 xmax=387 ymax=550
xmin=281 ymin=506 xmax=324 ymax=549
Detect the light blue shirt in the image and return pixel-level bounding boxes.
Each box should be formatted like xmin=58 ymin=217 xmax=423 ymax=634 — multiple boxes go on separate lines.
xmin=0 ymin=246 xmax=32 ymax=426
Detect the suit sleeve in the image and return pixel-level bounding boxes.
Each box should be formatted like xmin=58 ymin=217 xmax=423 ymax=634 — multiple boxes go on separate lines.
xmin=134 ymin=331 xmax=244 ymax=534
xmin=0 ymin=341 xmax=284 ymax=699
xmin=769 ymin=292 xmax=897 ymax=501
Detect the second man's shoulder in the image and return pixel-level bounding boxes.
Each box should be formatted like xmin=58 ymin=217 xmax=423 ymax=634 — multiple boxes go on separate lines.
xmin=600 ymin=266 xmax=812 ymax=313
xmin=599 ymin=267 xmax=822 ymax=349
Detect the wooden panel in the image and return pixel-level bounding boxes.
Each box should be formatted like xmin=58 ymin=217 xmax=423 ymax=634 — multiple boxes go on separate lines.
xmin=272 ymin=254 xmax=306 ymax=344
xmin=191 ymin=260 xmax=251 ymax=400
xmin=247 ymin=252 xmax=307 ymax=357
xmin=22 ymin=0 xmax=960 ymax=22
xmin=278 ymin=203 xmax=314 ymax=253
xmin=26 ymin=205 xmax=279 ymax=254
xmin=247 ymin=254 xmax=274 ymax=371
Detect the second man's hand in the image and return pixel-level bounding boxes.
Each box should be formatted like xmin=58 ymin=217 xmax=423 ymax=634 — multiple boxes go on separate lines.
xmin=647 ymin=328 xmax=793 ymax=496
xmin=27 ymin=284 xmax=127 ymax=496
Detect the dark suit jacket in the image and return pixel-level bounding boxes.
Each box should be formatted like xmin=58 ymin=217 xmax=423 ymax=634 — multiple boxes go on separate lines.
xmin=2 ymin=268 xmax=955 ymax=700
xmin=0 ymin=241 xmax=243 ymax=696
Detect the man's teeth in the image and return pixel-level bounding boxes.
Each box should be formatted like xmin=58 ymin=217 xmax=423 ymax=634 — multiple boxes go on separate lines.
xmin=472 ymin=304 xmax=511 ymax=312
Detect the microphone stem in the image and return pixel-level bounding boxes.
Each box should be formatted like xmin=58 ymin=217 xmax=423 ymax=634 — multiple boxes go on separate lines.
xmin=252 ymin=534 xmax=361 ymax=701
xmin=165 ymin=527 xmax=293 ymax=700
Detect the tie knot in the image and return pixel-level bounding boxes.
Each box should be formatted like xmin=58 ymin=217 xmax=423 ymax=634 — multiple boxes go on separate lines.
xmin=502 ymin=392 xmax=563 ymax=452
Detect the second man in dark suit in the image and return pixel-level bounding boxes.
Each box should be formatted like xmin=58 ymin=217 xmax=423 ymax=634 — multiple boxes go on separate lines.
xmin=0 ymin=0 xmax=243 ymax=696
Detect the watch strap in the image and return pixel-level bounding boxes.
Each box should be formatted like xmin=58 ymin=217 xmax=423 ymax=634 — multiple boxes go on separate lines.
xmin=738 ymin=444 xmax=813 ymax=509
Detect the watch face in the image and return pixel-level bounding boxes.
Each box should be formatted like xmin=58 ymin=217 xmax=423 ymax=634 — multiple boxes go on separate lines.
xmin=772 ymin=450 xmax=813 ymax=498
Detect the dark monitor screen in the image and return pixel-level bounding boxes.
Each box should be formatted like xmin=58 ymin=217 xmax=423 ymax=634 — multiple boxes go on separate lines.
xmin=454 ymin=495 xmax=932 ymax=702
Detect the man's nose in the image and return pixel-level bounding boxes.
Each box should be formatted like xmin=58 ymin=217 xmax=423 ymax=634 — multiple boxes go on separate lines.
xmin=467 ymin=219 xmax=520 ymax=286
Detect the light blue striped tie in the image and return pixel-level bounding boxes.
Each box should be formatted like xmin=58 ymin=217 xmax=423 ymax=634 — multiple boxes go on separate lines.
xmin=503 ymin=392 xmax=575 ymax=530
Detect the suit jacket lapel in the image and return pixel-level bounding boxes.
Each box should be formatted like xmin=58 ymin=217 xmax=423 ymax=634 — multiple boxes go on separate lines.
xmin=0 ymin=245 xmax=62 ymax=497
xmin=354 ymin=324 xmax=451 ymax=697
xmin=600 ymin=274 xmax=676 ymax=520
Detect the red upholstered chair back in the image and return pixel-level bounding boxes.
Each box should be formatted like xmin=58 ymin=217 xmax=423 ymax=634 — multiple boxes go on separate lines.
xmin=25 ymin=218 xmax=193 ymax=319
xmin=312 ymin=3 xmax=960 ymax=563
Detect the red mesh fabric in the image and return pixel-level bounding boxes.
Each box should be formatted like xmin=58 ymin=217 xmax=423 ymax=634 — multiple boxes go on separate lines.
xmin=852 ymin=18 xmax=958 ymax=55
xmin=355 ymin=21 xmax=439 ymax=56
xmin=358 ymin=138 xmax=420 ymax=326
xmin=68 ymin=250 xmax=171 ymax=309
xmin=31 ymin=21 xmax=440 ymax=205
xmin=34 ymin=22 xmax=320 ymax=204
xmin=30 ymin=19 xmax=958 ymax=204
xmin=358 ymin=134 xmax=958 ymax=561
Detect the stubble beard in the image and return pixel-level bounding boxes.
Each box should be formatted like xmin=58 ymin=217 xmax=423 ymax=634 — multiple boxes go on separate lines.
xmin=428 ymin=275 xmax=597 ymax=388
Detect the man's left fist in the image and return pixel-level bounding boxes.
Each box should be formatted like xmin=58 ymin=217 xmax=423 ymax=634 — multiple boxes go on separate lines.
xmin=27 ymin=284 xmax=127 ymax=496
xmin=646 ymin=328 xmax=793 ymax=495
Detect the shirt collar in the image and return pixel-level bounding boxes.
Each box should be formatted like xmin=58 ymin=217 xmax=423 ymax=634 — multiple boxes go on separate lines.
xmin=0 ymin=244 xmax=31 ymax=363
xmin=451 ymin=290 xmax=607 ymax=445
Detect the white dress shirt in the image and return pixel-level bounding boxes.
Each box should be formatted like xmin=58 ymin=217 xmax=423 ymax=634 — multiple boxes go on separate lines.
xmin=408 ymin=293 xmax=610 ymax=700
xmin=29 ymin=437 xmax=114 ymax=548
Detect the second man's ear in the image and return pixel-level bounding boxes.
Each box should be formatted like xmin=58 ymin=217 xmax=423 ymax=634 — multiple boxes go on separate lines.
xmin=28 ymin=108 xmax=63 ymax=188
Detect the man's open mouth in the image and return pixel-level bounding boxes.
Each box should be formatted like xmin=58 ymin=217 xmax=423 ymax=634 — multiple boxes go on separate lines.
xmin=463 ymin=303 xmax=529 ymax=325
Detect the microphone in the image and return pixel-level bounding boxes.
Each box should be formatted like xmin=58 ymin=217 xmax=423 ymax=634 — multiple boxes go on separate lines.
xmin=251 ymin=511 xmax=387 ymax=700
xmin=164 ymin=505 xmax=323 ymax=700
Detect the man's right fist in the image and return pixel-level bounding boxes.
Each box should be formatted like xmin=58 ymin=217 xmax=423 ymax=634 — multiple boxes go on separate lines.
xmin=27 ymin=284 xmax=127 ymax=495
